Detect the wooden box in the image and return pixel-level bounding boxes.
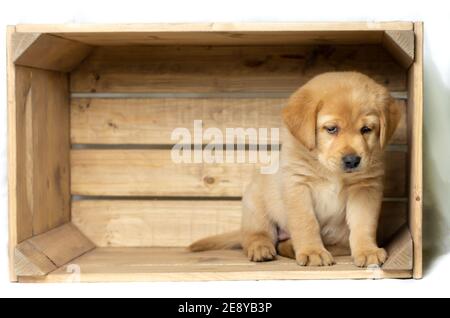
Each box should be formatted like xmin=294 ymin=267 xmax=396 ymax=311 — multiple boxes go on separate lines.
xmin=7 ymin=22 xmax=423 ymax=282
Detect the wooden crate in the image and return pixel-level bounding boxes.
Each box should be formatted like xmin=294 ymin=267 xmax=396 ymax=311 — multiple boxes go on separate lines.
xmin=7 ymin=22 xmax=423 ymax=282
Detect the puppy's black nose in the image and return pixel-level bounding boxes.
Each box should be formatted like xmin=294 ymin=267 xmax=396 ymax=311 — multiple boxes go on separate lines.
xmin=342 ymin=155 xmax=361 ymax=170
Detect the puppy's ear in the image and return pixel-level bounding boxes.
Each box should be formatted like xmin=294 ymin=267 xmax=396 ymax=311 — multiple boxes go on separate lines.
xmin=282 ymin=88 xmax=320 ymax=151
xmin=379 ymin=97 xmax=402 ymax=148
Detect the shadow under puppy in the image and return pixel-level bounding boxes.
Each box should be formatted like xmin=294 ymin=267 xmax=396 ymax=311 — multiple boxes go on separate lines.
xmin=189 ymin=72 xmax=402 ymax=267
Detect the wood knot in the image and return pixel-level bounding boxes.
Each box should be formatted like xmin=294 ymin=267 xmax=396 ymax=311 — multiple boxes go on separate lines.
xmin=203 ymin=176 xmax=215 ymax=185
xmin=107 ymin=121 xmax=118 ymax=129
xmin=415 ymin=196 xmax=421 ymax=202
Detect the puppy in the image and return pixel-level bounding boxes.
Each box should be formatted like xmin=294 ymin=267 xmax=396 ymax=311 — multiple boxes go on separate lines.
xmin=189 ymin=72 xmax=402 ymax=267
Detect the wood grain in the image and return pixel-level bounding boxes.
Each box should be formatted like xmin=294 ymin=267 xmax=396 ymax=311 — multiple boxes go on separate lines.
xmin=382 ymin=225 xmax=413 ymax=270
xmin=382 ymin=30 xmax=415 ymax=69
xmin=51 ymin=31 xmax=385 ymax=46
xmin=70 ymin=98 xmax=407 ymax=145
xmin=14 ymin=34 xmax=93 ymax=72
xmin=408 ymin=22 xmax=423 ymax=279
xmin=70 ymin=45 xmax=406 ymax=93
xmin=28 ymin=223 xmax=95 ymax=267
xmin=19 ymin=247 xmax=412 ymax=282
xmin=23 ymin=68 xmax=71 ymax=236
xmin=72 ymin=200 xmax=241 ymax=247
xmin=7 ymin=26 xmax=20 ymax=281
xmin=72 ymin=200 xmax=406 ymax=248
xmin=11 ymin=32 xmax=40 ymax=61
xmin=16 ymin=22 xmax=413 ymax=33
xmin=12 ymin=67 xmax=33 ymax=244
xmin=14 ymin=241 xmax=57 ymax=276
xmin=71 ymin=149 xmax=406 ymax=197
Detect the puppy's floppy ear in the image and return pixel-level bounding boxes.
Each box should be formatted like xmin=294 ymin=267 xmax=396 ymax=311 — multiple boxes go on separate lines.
xmin=282 ymin=88 xmax=320 ymax=151
xmin=379 ymin=97 xmax=402 ymax=148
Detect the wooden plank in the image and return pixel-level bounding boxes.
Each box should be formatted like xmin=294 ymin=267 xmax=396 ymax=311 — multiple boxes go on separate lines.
xmin=14 ymin=241 xmax=57 ymax=276
xmin=27 ymin=223 xmax=95 ymax=267
xmin=70 ymin=149 xmax=406 ymax=197
xmin=408 ymin=23 xmax=423 ymax=279
xmin=70 ymin=45 xmax=406 ymax=93
xmin=16 ymin=22 xmax=414 ymax=34
xmin=72 ymin=200 xmax=241 ymax=247
xmin=72 ymin=200 xmax=406 ymax=248
xmin=7 ymin=26 xmax=19 ymax=281
xmin=14 ymin=34 xmax=93 ymax=73
xmin=50 ymin=31 xmax=385 ymax=46
xmin=7 ymin=27 xmax=36 ymax=281
xmin=70 ymin=98 xmax=407 ymax=145
xmin=10 ymin=32 xmax=40 ymax=61
xmin=382 ymin=30 xmax=414 ymax=68
xmin=19 ymin=68 xmax=71 ymax=236
xmin=18 ymin=247 xmax=412 ymax=282
xmin=382 ymin=225 xmax=413 ymax=271
xmin=11 ymin=68 xmax=33 ymax=243
xmin=11 ymin=66 xmax=71 ymax=242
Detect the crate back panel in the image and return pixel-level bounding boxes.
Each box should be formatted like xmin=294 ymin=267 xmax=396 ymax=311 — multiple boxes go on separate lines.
xmin=69 ymin=44 xmax=408 ymax=248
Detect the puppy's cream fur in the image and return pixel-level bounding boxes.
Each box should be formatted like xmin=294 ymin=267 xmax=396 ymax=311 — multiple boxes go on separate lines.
xmin=189 ymin=72 xmax=402 ymax=267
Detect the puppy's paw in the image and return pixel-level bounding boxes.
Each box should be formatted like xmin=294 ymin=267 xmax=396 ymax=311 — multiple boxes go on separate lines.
xmin=296 ymin=247 xmax=334 ymax=266
xmin=246 ymin=241 xmax=277 ymax=262
xmin=352 ymin=248 xmax=388 ymax=267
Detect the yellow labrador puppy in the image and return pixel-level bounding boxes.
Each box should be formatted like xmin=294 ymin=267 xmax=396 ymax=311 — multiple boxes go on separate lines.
xmin=189 ymin=72 xmax=402 ymax=267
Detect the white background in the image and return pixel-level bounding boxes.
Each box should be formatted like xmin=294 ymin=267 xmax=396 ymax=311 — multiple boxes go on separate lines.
xmin=0 ymin=0 xmax=449 ymax=298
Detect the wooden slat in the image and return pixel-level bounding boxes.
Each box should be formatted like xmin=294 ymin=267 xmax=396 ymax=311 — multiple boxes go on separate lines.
xmin=408 ymin=23 xmax=423 ymax=279
xmin=70 ymin=45 xmax=406 ymax=93
xmin=19 ymin=247 xmax=412 ymax=283
xmin=71 ymin=149 xmax=406 ymax=197
xmin=382 ymin=30 xmax=414 ymax=68
xmin=15 ymin=67 xmax=71 ymax=236
xmin=12 ymin=67 xmax=33 ymax=244
xmin=14 ymin=241 xmax=57 ymax=277
xmin=70 ymin=98 xmax=407 ymax=145
xmin=72 ymin=200 xmax=241 ymax=247
xmin=382 ymin=225 xmax=413 ymax=270
xmin=27 ymin=223 xmax=95 ymax=267
xmin=72 ymin=200 xmax=406 ymax=248
xmin=52 ymin=31 xmax=385 ymax=46
xmin=15 ymin=22 xmax=413 ymax=34
xmin=14 ymin=34 xmax=93 ymax=72
xmin=71 ymin=149 xmax=255 ymax=197
xmin=7 ymin=26 xmax=20 ymax=281
xmin=11 ymin=32 xmax=40 ymax=61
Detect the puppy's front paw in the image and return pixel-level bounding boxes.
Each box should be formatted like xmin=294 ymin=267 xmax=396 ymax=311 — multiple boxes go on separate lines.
xmin=352 ymin=248 xmax=387 ymax=267
xmin=247 ymin=241 xmax=277 ymax=262
xmin=296 ymin=246 xmax=334 ymax=266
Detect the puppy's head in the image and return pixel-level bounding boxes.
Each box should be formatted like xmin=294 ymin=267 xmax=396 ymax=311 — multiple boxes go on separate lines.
xmin=283 ymin=72 xmax=402 ymax=174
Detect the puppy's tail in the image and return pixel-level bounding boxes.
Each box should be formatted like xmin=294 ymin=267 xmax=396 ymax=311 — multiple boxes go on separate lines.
xmin=188 ymin=231 xmax=242 ymax=252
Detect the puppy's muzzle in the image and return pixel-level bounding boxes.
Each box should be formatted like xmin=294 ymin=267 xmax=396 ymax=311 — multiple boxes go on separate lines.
xmin=342 ymin=154 xmax=361 ymax=172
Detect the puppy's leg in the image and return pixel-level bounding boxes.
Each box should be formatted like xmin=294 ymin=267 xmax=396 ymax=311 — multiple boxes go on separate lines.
xmin=285 ymin=184 xmax=334 ymax=266
xmin=346 ymin=185 xmax=387 ymax=267
xmin=277 ymin=240 xmax=350 ymax=259
xmin=241 ymin=190 xmax=277 ymax=262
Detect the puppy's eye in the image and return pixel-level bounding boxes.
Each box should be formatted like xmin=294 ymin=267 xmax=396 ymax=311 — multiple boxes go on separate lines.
xmin=325 ymin=126 xmax=339 ymax=135
xmin=361 ymin=126 xmax=372 ymax=134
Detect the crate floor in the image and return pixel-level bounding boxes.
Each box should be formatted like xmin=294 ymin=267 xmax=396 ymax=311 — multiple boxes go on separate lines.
xmin=19 ymin=247 xmax=412 ymax=282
